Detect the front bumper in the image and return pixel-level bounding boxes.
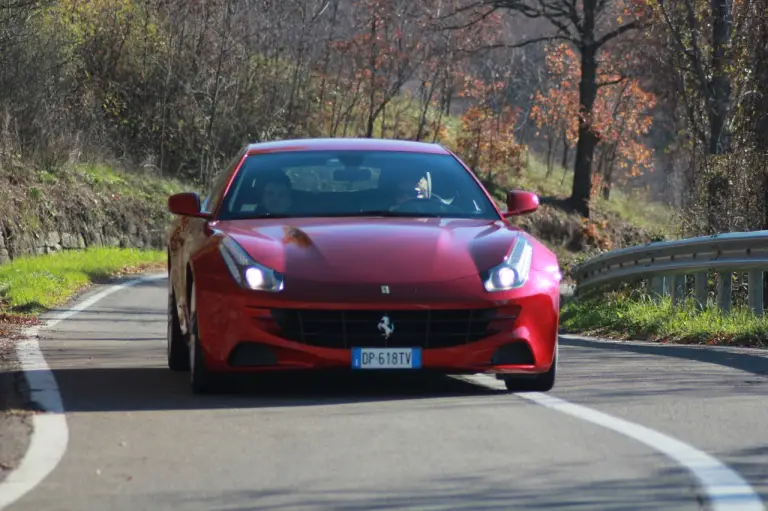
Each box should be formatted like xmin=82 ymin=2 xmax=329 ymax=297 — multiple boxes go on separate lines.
xmin=192 ymin=271 xmax=560 ymax=375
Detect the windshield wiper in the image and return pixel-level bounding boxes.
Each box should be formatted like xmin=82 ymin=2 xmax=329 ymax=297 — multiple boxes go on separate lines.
xmin=235 ymin=213 xmax=296 ymax=219
xmin=229 ymin=211 xmax=443 ymax=220
xmin=318 ymin=210 xmax=437 ymax=218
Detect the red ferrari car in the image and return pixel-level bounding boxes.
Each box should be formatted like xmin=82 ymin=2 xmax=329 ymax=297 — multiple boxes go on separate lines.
xmin=166 ymin=138 xmax=561 ymax=394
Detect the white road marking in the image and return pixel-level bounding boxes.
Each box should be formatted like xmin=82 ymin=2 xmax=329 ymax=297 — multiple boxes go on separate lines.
xmin=0 ymin=274 xmax=764 ymax=511
xmin=0 ymin=273 xmax=167 ymax=510
xmin=459 ymin=374 xmax=766 ymax=511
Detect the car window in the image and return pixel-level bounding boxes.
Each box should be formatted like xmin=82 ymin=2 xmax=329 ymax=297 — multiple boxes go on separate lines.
xmin=201 ymin=151 xmax=244 ymax=214
xmin=216 ymin=150 xmax=500 ymax=220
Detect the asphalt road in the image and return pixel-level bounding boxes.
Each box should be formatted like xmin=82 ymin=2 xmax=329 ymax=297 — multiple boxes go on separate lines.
xmin=2 ymin=276 xmax=768 ymax=510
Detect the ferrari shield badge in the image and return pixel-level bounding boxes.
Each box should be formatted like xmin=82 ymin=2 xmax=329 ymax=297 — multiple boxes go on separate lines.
xmin=378 ymin=314 xmax=395 ymax=339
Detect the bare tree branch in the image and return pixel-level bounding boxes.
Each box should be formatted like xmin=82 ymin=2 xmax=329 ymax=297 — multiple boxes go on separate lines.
xmin=596 ymin=76 xmax=626 ymax=87
xmin=596 ymin=19 xmax=644 ymax=46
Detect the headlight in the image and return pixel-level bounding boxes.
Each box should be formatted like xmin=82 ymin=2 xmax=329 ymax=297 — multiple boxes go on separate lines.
xmin=482 ymin=237 xmax=533 ymax=292
xmin=218 ymin=236 xmax=284 ymax=292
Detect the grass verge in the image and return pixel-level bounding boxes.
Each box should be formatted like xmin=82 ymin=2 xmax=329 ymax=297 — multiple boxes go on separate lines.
xmin=0 ymin=247 xmax=166 ymax=317
xmin=0 ymin=246 xmax=165 ymax=478
xmin=561 ymin=291 xmax=768 ymax=349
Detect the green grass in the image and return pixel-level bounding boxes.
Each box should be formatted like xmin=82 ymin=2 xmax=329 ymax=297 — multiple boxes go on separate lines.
xmin=561 ymin=292 xmax=768 ymax=348
xmin=0 ymin=247 xmax=166 ymax=315
xmin=75 ymin=163 xmax=188 ymax=206
xmin=516 ymin=156 xmax=676 ymax=236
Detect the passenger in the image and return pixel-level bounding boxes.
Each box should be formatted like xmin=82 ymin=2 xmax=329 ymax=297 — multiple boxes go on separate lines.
xmin=378 ymin=169 xmax=423 ymax=208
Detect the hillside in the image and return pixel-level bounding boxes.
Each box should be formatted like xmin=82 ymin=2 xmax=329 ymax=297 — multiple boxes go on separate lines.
xmin=0 ymin=0 xmax=683 ymax=292
xmin=0 ymin=157 xmax=185 ymax=264
xmin=489 ymin=157 xmax=673 ymax=275
xmin=0 ymin=147 xmax=672 ymax=281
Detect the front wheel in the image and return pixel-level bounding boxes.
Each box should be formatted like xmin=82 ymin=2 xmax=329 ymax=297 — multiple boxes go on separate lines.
xmin=188 ymin=284 xmax=220 ymax=394
xmin=502 ymin=344 xmax=557 ymax=392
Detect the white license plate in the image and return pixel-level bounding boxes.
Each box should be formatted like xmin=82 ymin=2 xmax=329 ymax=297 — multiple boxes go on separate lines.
xmin=351 ymin=347 xmax=422 ymax=369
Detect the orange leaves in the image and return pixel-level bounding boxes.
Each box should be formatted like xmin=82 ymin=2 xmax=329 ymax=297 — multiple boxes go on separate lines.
xmin=455 ymin=101 xmax=526 ymax=182
xmin=532 ymin=42 xmax=657 ymax=189
xmin=580 ymin=217 xmax=614 ymax=251
xmin=450 ymin=67 xmax=527 ymax=180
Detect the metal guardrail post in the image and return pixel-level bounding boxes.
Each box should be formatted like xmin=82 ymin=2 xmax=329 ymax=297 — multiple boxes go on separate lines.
xmin=651 ymin=276 xmax=665 ymax=301
xmin=671 ymin=275 xmax=686 ymax=306
xmin=748 ymin=270 xmax=764 ymax=316
xmin=694 ymin=272 xmax=708 ymax=311
xmin=572 ymin=230 xmax=768 ymax=317
xmin=662 ymin=276 xmax=672 ymax=298
xmin=717 ymin=273 xmax=732 ymax=312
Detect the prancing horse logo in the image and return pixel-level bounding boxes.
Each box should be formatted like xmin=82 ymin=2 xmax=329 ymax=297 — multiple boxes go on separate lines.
xmin=378 ymin=314 xmax=395 ymax=339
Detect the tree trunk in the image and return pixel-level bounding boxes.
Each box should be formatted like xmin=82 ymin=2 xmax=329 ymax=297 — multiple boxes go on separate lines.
xmin=708 ymin=0 xmax=732 ymax=155
xmin=569 ymin=14 xmax=599 ymax=218
xmin=561 ymin=129 xmax=569 ymax=170
xmin=705 ymin=0 xmax=733 ymax=233
xmin=545 ymin=131 xmax=555 ymax=177
xmin=763 ymin=171 xmax=768 ymax=311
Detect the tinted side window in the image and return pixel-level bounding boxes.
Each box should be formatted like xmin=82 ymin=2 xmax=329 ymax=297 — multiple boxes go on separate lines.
xmin=201 ymin=151 xmax=244 ymax=214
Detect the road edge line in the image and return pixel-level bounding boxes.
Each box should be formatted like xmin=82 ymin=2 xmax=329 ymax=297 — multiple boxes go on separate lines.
xmin=0 ymin=272 xmax=167 ymax=510
xmin=519 ymin=391 xmax=765 ymax=511
xmin=457 ymin=374 xmax=764 ymax=511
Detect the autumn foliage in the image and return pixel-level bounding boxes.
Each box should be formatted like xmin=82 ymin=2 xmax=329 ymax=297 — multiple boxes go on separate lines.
xmin=0 ymin=0 xmax=660 ymax=207
xmin=0 ymin=0 xmax=535 ymax=188
xmin=531 ymin=43 xmax=657 ymax=199
xmin=455 ymin=74 xmax=526 ymax=186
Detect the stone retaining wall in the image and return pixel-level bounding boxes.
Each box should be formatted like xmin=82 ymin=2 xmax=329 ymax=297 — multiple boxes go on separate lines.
xmin=0 ymin=221 xmax=166 ymax=264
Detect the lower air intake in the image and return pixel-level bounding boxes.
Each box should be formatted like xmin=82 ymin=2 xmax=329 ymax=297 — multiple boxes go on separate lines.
xmin=270 ymin=308 xmax=500 ymax=349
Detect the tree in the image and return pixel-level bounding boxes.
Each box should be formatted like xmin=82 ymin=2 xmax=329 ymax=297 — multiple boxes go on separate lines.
xmin=532 ymin=42 xmax=655 ymax=200
xmin=529 ymin=45 xmax=579 ymax=177
xmin=329 ymin=0 xmax=431 ymax=138
xmin=643 ymin=0 xmax=738 ymax=233
xmin=455 ymin=73 xmax=526 ymax=182
xmin=443 ymin=0 xmax=649 ymax=218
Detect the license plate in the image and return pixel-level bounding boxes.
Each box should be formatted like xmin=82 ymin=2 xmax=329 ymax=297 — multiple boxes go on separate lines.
xmin=351 ymin=347 xmax=422 ymax=369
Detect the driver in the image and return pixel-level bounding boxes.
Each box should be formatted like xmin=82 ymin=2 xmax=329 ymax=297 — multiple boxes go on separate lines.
xmin=254 ymin=170 xmax=293 ymax=214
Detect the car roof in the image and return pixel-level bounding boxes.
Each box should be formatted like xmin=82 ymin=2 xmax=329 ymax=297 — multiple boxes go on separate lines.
xmin=245 ymin=138 xmax=450 ymax=155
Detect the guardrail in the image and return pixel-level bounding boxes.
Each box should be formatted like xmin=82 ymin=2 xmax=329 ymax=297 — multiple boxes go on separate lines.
xmin=572 ymin=230 xmax=768 ymax=316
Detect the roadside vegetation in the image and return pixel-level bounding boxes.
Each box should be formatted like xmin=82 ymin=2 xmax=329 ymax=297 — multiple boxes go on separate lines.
xmin=0 ymin=160 xmax=186 ymax=243
xmin=561 ymin=291 xmax=768 ymax=349
xmin=0 ymin=247 xmax=165 ymax=316
xmin=1 ymin=0 xmax=765 ymax=348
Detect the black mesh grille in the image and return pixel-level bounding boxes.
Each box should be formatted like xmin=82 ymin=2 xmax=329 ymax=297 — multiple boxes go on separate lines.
xmin=270 ymin=308 xmax=500 ymax=349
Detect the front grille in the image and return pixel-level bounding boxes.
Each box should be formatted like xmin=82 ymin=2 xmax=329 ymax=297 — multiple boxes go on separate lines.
xmin=270 ymin=308 xmax=502 ymax=349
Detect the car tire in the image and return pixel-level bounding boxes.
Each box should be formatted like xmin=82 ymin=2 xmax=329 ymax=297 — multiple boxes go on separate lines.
xmin=188 ymin=284 xmax=219 ymax=394
xmin=167 ymin=291 xmax=190 ymax=372
xmin=502 ymin=343 xmax=557 ymax=392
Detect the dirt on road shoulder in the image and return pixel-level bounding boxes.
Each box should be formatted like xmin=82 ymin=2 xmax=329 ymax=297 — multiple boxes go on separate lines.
xmin=0 ymin=321 xmax=35 ymax=483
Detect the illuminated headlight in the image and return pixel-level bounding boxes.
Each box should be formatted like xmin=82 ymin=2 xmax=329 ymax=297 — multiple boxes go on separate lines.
xmin=483 ymin=237 xmax=533 ymax=292
xmin=218 ymin=236 xmax=284 ymax=292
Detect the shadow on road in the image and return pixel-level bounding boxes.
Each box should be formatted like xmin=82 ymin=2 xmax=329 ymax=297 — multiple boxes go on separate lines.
xmin=20 ymin=275 xmax=516 ymax=414
xmin=561 ymin=335 xmax=768 ymax=377
xmin=165 ymin=465 xmax=700 ymax=511
xmin=10 ymin=367 xmax=505 ymax=414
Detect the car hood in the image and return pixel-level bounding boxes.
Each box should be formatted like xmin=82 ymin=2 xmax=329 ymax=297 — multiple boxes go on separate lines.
xmin=216 ymin=217 xmax=523 ymax=283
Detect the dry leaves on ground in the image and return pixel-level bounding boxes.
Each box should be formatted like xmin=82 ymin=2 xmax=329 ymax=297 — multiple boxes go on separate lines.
xmin=0 ymin=314 xmax=41 ymax=344
xmin=109 ymin=262 xmax=166 ymax=278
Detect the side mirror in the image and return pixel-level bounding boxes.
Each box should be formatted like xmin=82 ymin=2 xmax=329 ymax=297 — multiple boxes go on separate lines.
xmin=168 ymin=192 xmax=209 ymax=218
xmin=504 ymin=190 xmax=539 ymax=216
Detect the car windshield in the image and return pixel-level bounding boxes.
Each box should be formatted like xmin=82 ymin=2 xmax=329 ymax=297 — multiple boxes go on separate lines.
xmin=216 ymin=150 xmax=501 ymax=221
